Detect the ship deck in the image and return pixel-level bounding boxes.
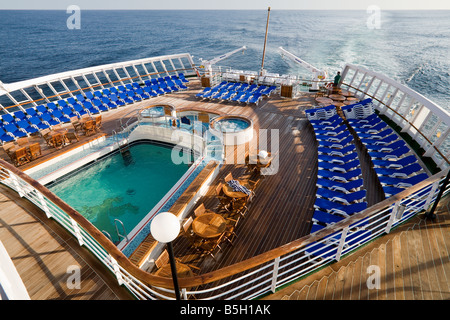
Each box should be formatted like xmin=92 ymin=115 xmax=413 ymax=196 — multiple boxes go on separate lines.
xmin=1 ymin=78 xmax=436 ymax=300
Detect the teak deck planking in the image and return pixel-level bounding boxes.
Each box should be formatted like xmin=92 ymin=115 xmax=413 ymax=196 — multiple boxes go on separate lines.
xmin=0 ymin=79 xmax=387 ymax=299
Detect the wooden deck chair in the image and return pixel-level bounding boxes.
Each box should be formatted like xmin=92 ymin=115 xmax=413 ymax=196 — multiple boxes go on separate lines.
xmin=28 ymin=142 xmax=42 ymax=160
xmin=16 ymin=137 xmax=29 ymax=146
xmin=182 ymin=217 xmax=204 ymax=251
xmin=155 ymin=249 xmax=201 ymax=274
xmin=49 ymin=133 xmax=65 ymax=149
xmin=215 ymin=182 xmax=232 ymax=212
xmin=13 ymin=147 xmax=30 ymax=166
xmin=83 ymin=120 xmax=96 ymax=136
xmin=94 ymin=115 xmax=102 ymax=130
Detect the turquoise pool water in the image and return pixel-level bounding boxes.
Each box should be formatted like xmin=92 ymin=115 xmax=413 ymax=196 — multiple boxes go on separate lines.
xmin=48 ymin=143 xmax=190 ymax=243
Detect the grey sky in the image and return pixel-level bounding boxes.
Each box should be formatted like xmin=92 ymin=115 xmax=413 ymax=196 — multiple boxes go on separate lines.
xmin=2 ymin=0 xmax=450 ymax=10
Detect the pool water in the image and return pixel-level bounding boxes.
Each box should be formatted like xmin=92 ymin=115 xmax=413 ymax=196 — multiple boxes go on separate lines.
xmin=48 ymin=143 xmax=190 ymax=243
xmin=216 ymin=118 xmax=250 ymax=133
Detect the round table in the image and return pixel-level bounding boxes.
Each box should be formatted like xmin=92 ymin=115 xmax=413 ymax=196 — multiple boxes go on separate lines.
xmin=192 ymin=213 xmax=227 ymax=239
xmin=345 ymin=97 xmax=360 ymax=102
xmin=329 ymin=94 xmax=346 ymax=101
xmin=315 ymin=97 xmax=334 ymax=104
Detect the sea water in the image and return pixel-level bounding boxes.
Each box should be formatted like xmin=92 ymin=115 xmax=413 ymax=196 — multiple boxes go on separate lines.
xmin=0 ymin=10 xmax=448 ymax=109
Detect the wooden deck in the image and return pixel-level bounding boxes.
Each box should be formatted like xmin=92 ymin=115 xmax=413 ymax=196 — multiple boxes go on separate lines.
xmin=264 ymin=195 xmax=450 ymax=300
xmin=1 ymin=79 xmax=446 ymax=300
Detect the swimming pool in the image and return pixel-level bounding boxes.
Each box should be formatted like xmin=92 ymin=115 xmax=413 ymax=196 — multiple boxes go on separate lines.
xmin=48 ymin=142 xmax=190 ymax=243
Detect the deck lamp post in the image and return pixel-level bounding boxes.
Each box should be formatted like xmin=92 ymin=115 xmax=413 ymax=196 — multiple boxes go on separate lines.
xmin=150 ymin=212 xmax=181 ymax=300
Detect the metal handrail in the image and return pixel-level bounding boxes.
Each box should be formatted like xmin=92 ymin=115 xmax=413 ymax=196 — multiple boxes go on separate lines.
xmin=0 ymin=157 xmax=447 ymax=299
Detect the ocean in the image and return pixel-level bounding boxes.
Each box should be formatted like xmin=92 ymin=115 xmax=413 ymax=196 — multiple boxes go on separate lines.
xmin=0 ymin=10 xmax=448 ymax=109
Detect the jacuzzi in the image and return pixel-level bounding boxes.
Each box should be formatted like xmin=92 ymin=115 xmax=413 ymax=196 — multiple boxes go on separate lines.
xmin=209 ymin=115 xmax=253 ymax=145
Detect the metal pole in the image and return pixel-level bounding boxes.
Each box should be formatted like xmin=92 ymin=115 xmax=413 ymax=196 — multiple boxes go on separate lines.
xmin=167 ymin=242 xmax=181 ymax=300
xmin=424 ymin=169 xmax=450 ymax=220
xmin=260 ymin=7 xmax=271 ymax=76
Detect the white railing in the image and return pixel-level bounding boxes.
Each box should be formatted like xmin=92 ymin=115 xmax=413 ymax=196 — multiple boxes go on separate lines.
xmin=0 ymin=53 xmax=196 ymax=114
xmin=1 ymin=159 xmax=447 ymax=300
xmin=340 ymin=64 xmax=450 ymax=171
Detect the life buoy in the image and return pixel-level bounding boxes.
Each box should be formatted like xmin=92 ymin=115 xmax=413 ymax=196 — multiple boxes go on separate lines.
xmin=325 ymin=82 xmax=333 ymax=89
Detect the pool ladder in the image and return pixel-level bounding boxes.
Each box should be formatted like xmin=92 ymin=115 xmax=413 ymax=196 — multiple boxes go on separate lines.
xmin=114 ymin=219 xmax=129 ymax=243
xmin=101 ymin=219 xmax=129 ymax=244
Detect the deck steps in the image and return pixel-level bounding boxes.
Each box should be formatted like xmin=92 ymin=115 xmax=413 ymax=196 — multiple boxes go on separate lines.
xmin=273 ymin=200 xmax=450 ymax=300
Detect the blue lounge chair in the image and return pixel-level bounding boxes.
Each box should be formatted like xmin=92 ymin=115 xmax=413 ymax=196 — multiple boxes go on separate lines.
xmin=118 ymin=92 xmax=133 ymax=104
xmin=316 ymin=189 xmax=367 ymax=205
xmin=372 ymin=155 xmax=418 ymax=169
xmin=67 ymin=97 xmax=83 ymax=109
xmin=248 ymin=93 xmax=263 ymax=105
xmin=16 ymin=120 xmax=38 ymax=134
xmin=61 ymin=106 xmax=78 ymax=118
xmin=36 ymin=105 xmax=49 ymax=116
xmin=83 ymin=101 xmax=101 ymax=114
xmin=309 ymin=114 xmax=341 ymax=126
xmin=317 ymin=168 xmax=362 ymax=183
xmin=0 ymin=127 xmax=14 ymax=143
xmin=318 ymin=159 xmax=360 ymax=173
xmin=102 ymin=89 xmax=111 ymax=97
xmin=364 ymin=140 xmax=407 ymax=152
xmin=92 ymin=99 xmax=108 ymax=112
xmin=383 ymin=186 xmax=407 ymax=197
xmin=312 ymin=209 xmax=345 ymax=226
xmin=318 ymin=152 xmax=359 ymax=165
xmin=311 ymin=118 xmax=344 ymax=131
xmin=318 ymin=136 xmax=353 ymax=149
xmin=110 ymin=94 xmax=126 ymax=106
xmin=71 ymin=103 xmax=88 ymax=116
xmin=316 ymin=178 xmax=364 ymax=193
xmin=196 ymin=87 xmax=211 ymax=98
xmin=178 ymin=73 xmax=189 ymax=83
xmin=357 ymin=128 xmax=394 ymax=139
xmin=368 ymin=145 xmax=411 ymax=160
xmin=353 ymin=122 xmax=388 ymax=134
xmin=360 ymin=134 xmax=398 ymax=146
xmin=315 ymin=131 xmax=351 ymax=143
xmin=143 ymin=86 xmax=158 ymax=97
xmin=348 ymin=116 xmax=383 ymax=129
xmin=46 ymin=102 xmax=59 ymax=111
xmin=41 ymin=113 xmax=60 ymax=126
xmin=230 ymin=91 xmax=245 ymax=102
xmin=174 ymin=78 xmax=188 ymax=90
xmin=261 ymin=85 xmax=276 ymax=96
xmin=159 ymin=82 xmax=172 ymax=94
xmin=4 ymin=123 xmax=27 ymax=139
xmin=28 ymin=116 xmax=50 ymax=130
xmin=346 ymin=113 xmax=379 ymax=125
xmin=101 ymin=96 xmax=117 ymax=109
xmin=314 ymin=198 xmax=368 ymax=217
xmin=51 ymin=109 xmax=71 ymax=123
xmin=378 ymin=173 xmax=429 ymax=188
xmin=135 ymin=87 xmax=151 ymax=100
xmin=221 ymin=90 xmax=236 ymax=101
xmin=313 ymin=124 xmax=347 ymax=136
xmin=1 ymin=113 xmax=16 ymax=125
xmin=318 ymin=144 xmax=356 ymax=157
xmin=375 ymin=163 xmax=423 ymax=178
xmin=166 ymin=80 xmax=179 ymax=91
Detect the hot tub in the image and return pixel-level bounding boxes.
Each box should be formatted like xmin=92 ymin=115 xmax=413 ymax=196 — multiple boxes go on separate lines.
xmin=209 ymin=115 xmax=253 ymax=145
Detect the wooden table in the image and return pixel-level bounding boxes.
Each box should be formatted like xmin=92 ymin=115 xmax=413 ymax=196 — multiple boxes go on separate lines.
xmin=192 ymin=213 xmax=227 ymax=239
xmin=248 ymin=154 xmax=273 ymax=173
xmin=154 ymin=262 xmax=193 ymax=278
xmin=329 ymin=94 xmax=346 ymax=101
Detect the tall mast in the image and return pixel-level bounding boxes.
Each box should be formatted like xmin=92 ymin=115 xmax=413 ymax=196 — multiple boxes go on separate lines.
xmin=260 ymin=7 xmax=271 ymax=76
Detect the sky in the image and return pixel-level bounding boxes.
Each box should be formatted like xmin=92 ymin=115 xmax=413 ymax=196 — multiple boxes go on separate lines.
xmin=1 ymin=0 xmax=449 ymax=10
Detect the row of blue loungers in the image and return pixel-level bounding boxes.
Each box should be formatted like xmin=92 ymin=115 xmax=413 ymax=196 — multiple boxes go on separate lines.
xmin=342 ymin=99 xmax=429 ymax=199
xmin=303 ymin=104 xmax=371 ymax=261
xmin=195 ymin=81 xmax=276 ymax=106
xmin=0 ymin=74 xmax=189 ymax=144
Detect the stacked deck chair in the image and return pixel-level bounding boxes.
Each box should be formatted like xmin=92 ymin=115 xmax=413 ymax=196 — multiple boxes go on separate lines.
xmin=342 ymin=98 xmax=430 ymax=204
xmin=304 ymin=105 xmax=371 ymax=261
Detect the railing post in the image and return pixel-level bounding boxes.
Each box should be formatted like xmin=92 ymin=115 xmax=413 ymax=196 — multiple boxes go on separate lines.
xmin=385 ymin=201 xmax=402 ymax=233
xmin=69 ymin=217 xmax=85 ymax=247
xmin=270 ymin=257 xmax=280 ymax=293
xmin=425 ymin=169 xmax=450 ymax=220
xmin=424 ymin=181 xmax=439 ymax=210
xmin=10 ymin=173 xmax=25 ymax=197
xmin=110 ymin=256 xmax=124 ymax=286
xmin=37 ymin=192 xmax=52 ymax=218
xmin=336 ymin=227 xmax=349 ymax=261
